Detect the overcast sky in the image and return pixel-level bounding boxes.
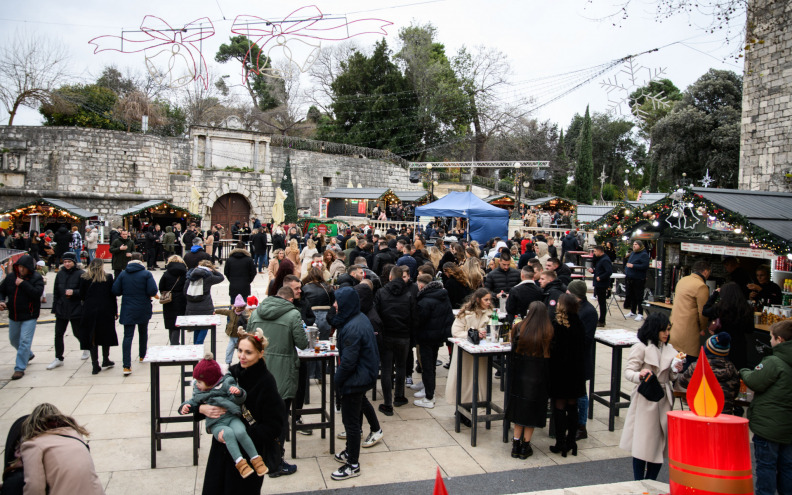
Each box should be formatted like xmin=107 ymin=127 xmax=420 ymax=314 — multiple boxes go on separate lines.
xmin=1 ymin=0 xmax=745 ymax=136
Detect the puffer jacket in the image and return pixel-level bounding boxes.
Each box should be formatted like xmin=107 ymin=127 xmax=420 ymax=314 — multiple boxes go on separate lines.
xmin=332 ymin=287 xmax=380 ymax=395
xmin=561 ymin=233 xmax=580 ymax=255
xmin=625 ymin=248 xmax=650 ymax=280
xmin=0 ymin=254 xmax=45 ymax=321
xmin=416 ymin=281 xmax=454 ymax=344
xmin=52 ymin=264 xmax=85 ymax=319
xmin=302 ymin=282 xmax=334 ymax=307
xmin=180 ymin=374 xmax=246 ymax=432
xmin=183 ymin=266 xmax=225 ymax=315
xmin=740 ymin=340 xmax=792 ymax=443
xmin=247 ymin=295 xmax=308 ymax=399
xmin=112 ymin=260 xmax=158 ymax=325
xmin=224 ymin=248 xmax=256 ymax=299
xmin=484 ymin=266 xmax=521 ymax=299
xmin=373 ymin=278 xmax=418 ymax=339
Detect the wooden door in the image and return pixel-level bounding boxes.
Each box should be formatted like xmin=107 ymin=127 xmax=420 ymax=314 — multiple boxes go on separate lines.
xmin=211 ymin=194 xmax=250 ymax=238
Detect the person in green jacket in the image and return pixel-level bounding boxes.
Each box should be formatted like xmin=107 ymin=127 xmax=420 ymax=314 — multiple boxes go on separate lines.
xmin=740 ymin=320 xmax=792 ymax=495
xmin=247 ymin=287 xmax=308 ymax=404
xmin=162 ymin=225 xmax=176 ymax=257
xmin=109 ymin=230 xmax=136 ymax=278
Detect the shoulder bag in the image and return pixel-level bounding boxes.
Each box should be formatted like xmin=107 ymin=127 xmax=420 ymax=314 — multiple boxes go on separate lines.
xmin=637 ymin=372 xmax=665 ymax=402
xmin=159 ymin=276 xmax=180 ymax=305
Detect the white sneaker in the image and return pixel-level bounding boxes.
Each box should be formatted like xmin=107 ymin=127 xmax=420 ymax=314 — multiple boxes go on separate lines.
xmin=47 ymin=359 xmax=64 ymax=370
xmin=626 ymin=312 xmax=637 ymax=318
xmin=362 ymin=429 xmax=383 ymax=448
xmin=634 ymin=314 xmax=644 ymax=322
xmin=81 ymin=350 xmax=90 ymax=360
xmin=414 ymin=389 xmax=426 ymax=398
xmin=337 ymin=431 xmax=347 ymax=440
xmin=409 ymin=381 xmax=425 ymax=391
xmin=414 ymin=398 xmax=435 ymax=409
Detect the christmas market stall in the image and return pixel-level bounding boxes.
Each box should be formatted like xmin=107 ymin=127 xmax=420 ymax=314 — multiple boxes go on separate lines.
xmin=482 ymin=193 xmax=529 ymax=211
xmin=591 ymin=187 xmax=792 ymax=366
xmin=525 ymin=196 xmax=576 ymax=216
xmin=116 ymin=200 xmax=201 ymax=233
xmin=392 ymin=190 xmax=436 ymax=206
xmin=0 ymin=197 xmax=100 ymax=236
xmin=321 ymin=188 xmax=397 ymax=218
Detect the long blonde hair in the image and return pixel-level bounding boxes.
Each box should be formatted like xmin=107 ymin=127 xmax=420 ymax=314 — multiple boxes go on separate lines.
xmin=428 ymin=246 xmax=443 ymax=269
xmin=167 ymin=255 xmax=185 ymax=264
xmin=462 ymin=257 xmax=484 ymax=289
xmin=22 ymin=403 xmax=90 ymax=441
xmin=81 ymin=258 xmax=106 ymax=282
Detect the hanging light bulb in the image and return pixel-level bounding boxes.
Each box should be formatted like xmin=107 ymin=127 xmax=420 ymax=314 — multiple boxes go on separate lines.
xmin=652 ymin=221 xmax=659 ymax=227
xmin=622 ymin=235 xmax=629 ymax=241
xmin=636 ymin=229 xmax=643 ymax=235
xmin=734 ymin=227 xmax=742 ymax=234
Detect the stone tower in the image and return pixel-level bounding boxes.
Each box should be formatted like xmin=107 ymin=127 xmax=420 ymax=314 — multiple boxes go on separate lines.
xmin=738 ymin=0 xmax=792 ymax=191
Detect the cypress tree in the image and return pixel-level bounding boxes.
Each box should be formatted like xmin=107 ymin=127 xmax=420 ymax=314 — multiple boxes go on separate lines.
xmin=281 ymin=155 xmax=298 ymax=223
xmin=552 ymin=130 xmax=569 ymax=196
xmin=575 ymin=106 xmax=594 ymax=204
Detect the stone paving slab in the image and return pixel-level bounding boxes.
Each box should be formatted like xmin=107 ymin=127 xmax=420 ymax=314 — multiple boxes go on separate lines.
xmin=0 ymin=265 xmax=655 ymax=493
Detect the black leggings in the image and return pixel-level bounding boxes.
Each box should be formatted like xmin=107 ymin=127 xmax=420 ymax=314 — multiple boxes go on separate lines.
xmin=625 ymin=277 xmax=646 ymax=314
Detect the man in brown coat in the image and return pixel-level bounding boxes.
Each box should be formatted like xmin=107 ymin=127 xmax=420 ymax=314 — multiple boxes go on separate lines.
xmin=669 ymin=260 xmax=712 ymax=370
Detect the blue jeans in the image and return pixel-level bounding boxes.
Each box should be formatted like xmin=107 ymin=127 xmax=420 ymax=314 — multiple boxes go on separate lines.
xmin=577 ymin=391 xmax=588 ymax=426
xmin=225 ymin=337 xmax=238 ymax=364
xmin=72 ymin=248 xmax=82 ymax=260
xmin=255 ymin=253 xmax=267 ymax=272
xmin=87 ymin=248 xmax=96 ymax=264
xmin=8 ymin=319 xmax=37 ymax=372
xmin=194 ymin=329 xmax=208 ymax=345
xmin=122 ymin=323 xmax=149 ymax=368
xmin=754 ymin=434 xmax=792 ymax=495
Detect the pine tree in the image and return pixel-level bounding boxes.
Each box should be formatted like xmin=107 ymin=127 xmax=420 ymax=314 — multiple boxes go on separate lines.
xmin=575 ymin=106 xmax=594 ymax=204
xmin=281 ymin=156 xmax=298 ymax=223
xmin=552 ymin=130 xmax=569 ymax=196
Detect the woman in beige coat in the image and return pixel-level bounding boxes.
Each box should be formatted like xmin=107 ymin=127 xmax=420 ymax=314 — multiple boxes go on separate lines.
xmin=534 ymin=241 xmax=550 ymax=267
xmin=268 ymin=249 xmax=284 ymax=281
xmin=284 ymin=239 xmax=301 ymax=277
xmin=20 ymin=403 xmax=104 ymax=495
xmin=619 ymin=312 xmax=683 ymax=480
xmin=445 ymin=288 xmax=492 ymax=426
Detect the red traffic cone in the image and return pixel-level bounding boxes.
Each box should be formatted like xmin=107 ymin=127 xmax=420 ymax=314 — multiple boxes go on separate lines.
xmin=433 ymin=467 xmax=449 ymax=495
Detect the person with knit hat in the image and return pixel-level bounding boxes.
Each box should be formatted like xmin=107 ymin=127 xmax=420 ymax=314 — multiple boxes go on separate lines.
xmin=180 ymin=353 xmax=268 ymax=479
xmin=215 ymin=295 xmax=252 ymax=365
xmin=676 ymin=332 xmax=740 ymax=415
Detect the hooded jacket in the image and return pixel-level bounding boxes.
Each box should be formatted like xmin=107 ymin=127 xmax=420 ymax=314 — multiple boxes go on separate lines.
xmin=112 ymin=260 xmax=158 ymax=325
xmin=162 ymin=226 xmax=176 ymax=253
xmin=224 ymin=248 xmax=256 ymax=298
xmin=247 ymin=296 xmax=308 ymax=399
xmin=0 ymin=254 xmax=45 ymax=321
xmin=332 ymin=287 xmax=380 ymax=395
xmin=183 ymin=266 xmax=224 ymax=315
xmin=184 ymin=246 xmax=211 ymax=269
xmin=740 ymin=340 xmax=792 ymax=443
xmin=53 ymin=225 xmax=72 ymax=257
xmin=542 ymin=278 xmax=567 ymax=314
xmin=373 ymin=278 xmax=418 ymax=339
xmin=561 ymin=232 xmax=580 ymax=256
xmin=52 ymin=263 xmax=85 ymax=319
xmin=416 ymin=281 xmax=454 ymax=344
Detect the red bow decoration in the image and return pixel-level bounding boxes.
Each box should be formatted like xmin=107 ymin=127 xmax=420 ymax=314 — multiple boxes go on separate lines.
xmin=89 ymin=16 xmax=215 ymax=89
xmin=231 ymin=5 xmax=392 ymax=80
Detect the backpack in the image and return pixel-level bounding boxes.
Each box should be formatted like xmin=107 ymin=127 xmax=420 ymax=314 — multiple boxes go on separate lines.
xmin=186 ymin=277 xmax=205 ymax=302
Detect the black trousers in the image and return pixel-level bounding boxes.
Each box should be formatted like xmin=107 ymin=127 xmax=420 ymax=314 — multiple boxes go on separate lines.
xmin=212 ymin=243 xmax=222 ymax=263
xmin=624 ymin=277 xmax=646 ymax=314
xmin=54 ymin=317 xmax=82 ymax=361
xmin=419 ymin=343 xmax=441 ymax=400
xmin=89 ymin=345 xmax=110 ymax=365
xmin=380 ymin=336 xmax=409 ymax=406
xmin=147 ymin=245 xmax=160 ymax=268
xmin=341 ymin=391 xmax=365 ymax=465
xmin=594 ymin=286 xmax=608 ymax=323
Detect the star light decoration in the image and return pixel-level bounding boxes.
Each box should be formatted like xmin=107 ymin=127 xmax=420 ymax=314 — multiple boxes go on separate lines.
xmin=600 ymin=57 xmax=670 ymax=121
xmin=699 ymin=169 xmax=715 ymax=188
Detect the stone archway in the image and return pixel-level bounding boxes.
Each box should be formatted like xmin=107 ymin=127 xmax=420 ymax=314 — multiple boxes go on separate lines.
xmin=211 ymin=194 xmax=250 ymax=238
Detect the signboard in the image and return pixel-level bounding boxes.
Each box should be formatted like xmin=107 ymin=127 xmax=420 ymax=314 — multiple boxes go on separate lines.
xmin=681 ymin=242 xmax=774 ymax=260
xmin=706 ymin=217 xmax=734 ymax=232
xmin=357 ymin=200 xmax=367 ymax=215
xmin=318 ymin=198 xmax=329 ymax=219
xmin=307 ymin=222 xmax=338 ymax=237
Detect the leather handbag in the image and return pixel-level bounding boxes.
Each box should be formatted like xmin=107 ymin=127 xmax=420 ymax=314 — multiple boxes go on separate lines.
xmin=159 ymin=276 xmax=180 ymax=305
xmin=637 ymin=372 xmax=665 ymax=402
xmin=467 ymin=328 xmax=481 ymax=345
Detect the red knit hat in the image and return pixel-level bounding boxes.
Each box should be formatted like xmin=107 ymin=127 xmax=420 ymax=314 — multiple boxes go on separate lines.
xmin=192 ymin=353 xmax=223 ymax=386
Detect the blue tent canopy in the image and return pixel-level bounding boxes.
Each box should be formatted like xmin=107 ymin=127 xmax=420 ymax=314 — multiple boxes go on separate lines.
xmin=415 ymin=191 xmax=509 ymax=244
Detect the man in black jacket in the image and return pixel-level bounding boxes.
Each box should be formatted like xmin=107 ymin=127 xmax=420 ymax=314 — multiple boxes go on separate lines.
xmin=546 ymin=257 xmax=573 ymax=286
xmin=337 ymin=265 xmax=364 ymax=288
xmin=373 ymin=266 xmax=417 ymax=416
xmin=566 ymin=280 xmax=597 ymax=440
xmin=0 ymin=254 xmax=45 ymax=380
xmin=144 ymin=224 xmax=163 ymax=270
xmin=560 ymin=231 xmax=580 ymax=264
xmin=484 ymin=248 xmax=521 ymax=308
xmin=250 ymin=228 xmax=269 ymax=273
xmin=184 ymin=239 xmax=212 ymax=269
xmin=413 ymin=274 xmax=454 ymax=408
xmin=539 ymin=270 xmax=567 ymax=316
xmin=505 ymin=267 xmax=544 ymax=320
xmin=371 ymin=240 xmax=395 ymax=278
xmin=49 ymin=252 xmax=86 ymax=369
xmin=588 ymin=245 xmax=613 ymax=326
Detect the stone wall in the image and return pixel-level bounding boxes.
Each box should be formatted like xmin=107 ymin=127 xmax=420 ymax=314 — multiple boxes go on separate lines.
xmin=738 ymin=0 xmax=792 ymax=191
xmin=0 ymin=126 xmax=421 ymax=230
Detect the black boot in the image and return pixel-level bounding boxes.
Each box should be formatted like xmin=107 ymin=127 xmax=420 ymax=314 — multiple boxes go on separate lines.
xmin=575 ymin=424 xmax=588 ymax=440
xmin=519 ymin=440 xmax=533 ymax=460
xmin=511 ymin=439 xmax=521 ymax=458
xmin=566 ymin=405 xmax=579 ymax=457
xmin=548 ymin=408 xmax=567 ymax=456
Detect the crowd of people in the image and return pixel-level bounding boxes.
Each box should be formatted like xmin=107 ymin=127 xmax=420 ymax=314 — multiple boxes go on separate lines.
xmin=1 ymin=219 xmax=791 ymax=494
